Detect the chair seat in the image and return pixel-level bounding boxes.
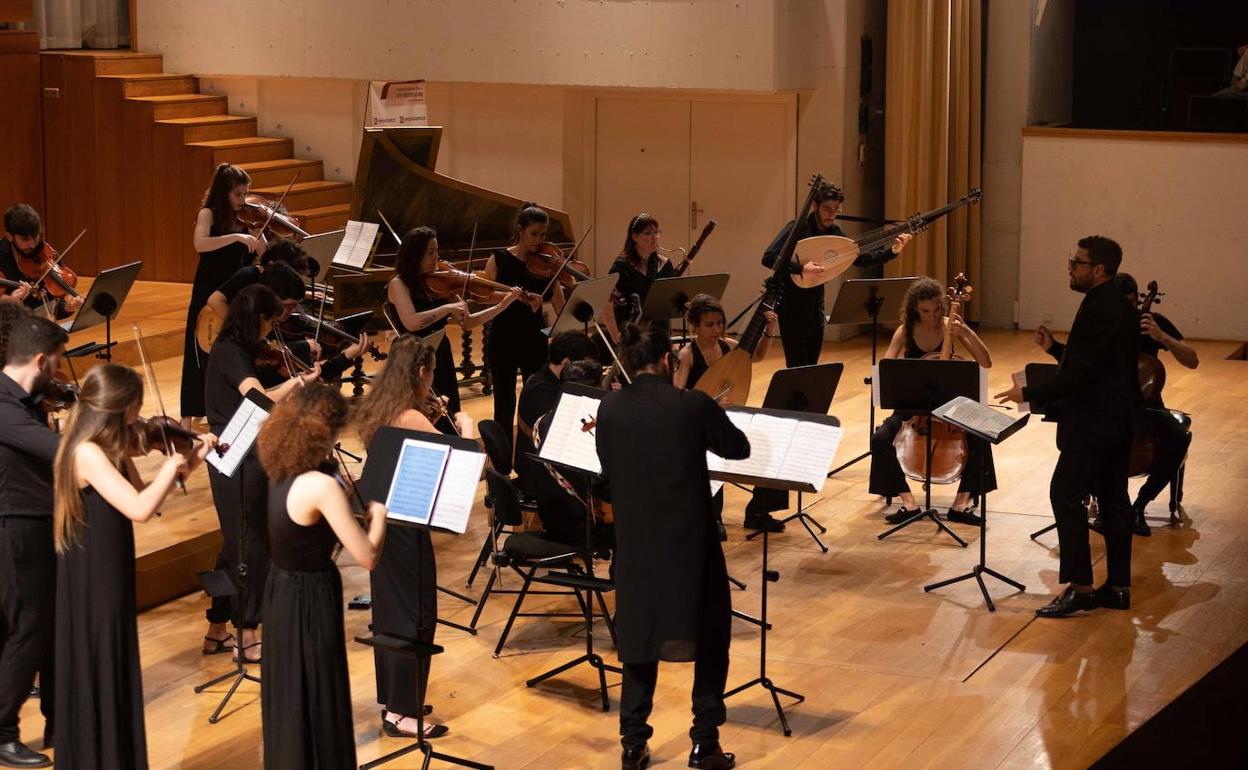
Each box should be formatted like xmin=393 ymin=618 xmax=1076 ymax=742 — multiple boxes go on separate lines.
xmin=503 ymin=531 xmax=580 ymax=561
xmin=537 ymin=572 xmax=614 ymax=592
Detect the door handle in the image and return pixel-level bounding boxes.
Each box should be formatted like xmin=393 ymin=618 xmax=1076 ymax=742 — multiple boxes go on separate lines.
xmin=690 ymin=200 xmax=706 ymax=230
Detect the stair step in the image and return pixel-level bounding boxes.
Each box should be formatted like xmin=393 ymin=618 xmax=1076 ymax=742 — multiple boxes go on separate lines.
xmin=93 ymin=54 xmax=164 ymax=76
xmin=190 ymin=136 xmax=295 ymax=165
xmin=101 ymin=72 xmax=199 ymax=97
xmin=155 ymin=114 xmax=256 ymax=143
xmin=236 ymin=158 xmax=324 ymax=188
xmin=127 ymin=93 xmax=229 ymax=119
xmin=253 ymin=180 xmax=352 ymax=211
xmin=290 ymin=204 xmax=351 ymax=234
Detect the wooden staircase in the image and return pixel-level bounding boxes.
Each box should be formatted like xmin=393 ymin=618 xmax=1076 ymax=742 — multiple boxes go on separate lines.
xmin=39 ymin=50 xmax=350 ymax=283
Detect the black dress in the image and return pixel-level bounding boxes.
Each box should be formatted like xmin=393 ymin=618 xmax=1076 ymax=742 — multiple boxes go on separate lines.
xmin=486 ymin=249 xmax=552 ymax=449
xmin=54 ymin=486 xmax=148 ymax=769
xmin=388 ymin=281 xmax=462 ymax=418
xmin=686 ymin=340 xmax=731 ymax=521
xmin=261 ymin=474 xmax=355 ymax=770
xmin=181 ymin=216 xmax=250 ymax=418
xmin=608 ymin=252 xmax=674 ymax=328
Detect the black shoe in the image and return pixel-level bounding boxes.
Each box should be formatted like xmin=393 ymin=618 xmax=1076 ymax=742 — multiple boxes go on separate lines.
xmin=1094 ymin=583 xmax=1131 ymax=610
xmin=1132 ymin=509 xmax=1151 ymax=537
xmin=717 ymin=521 xmax=728 ymax=542
xmin=689 ymin=743 xmax=736 ymax=769
xmin=0 ymin=741 xmax=52 ymax=768
xmin=945 ymin=507 xmax=982 ymax=526
xmin=743 ymin=513 xmax=785 ymax=532
xmin=884 ymin=507 xmax=922 ymax=525
xmin=1035 ymin=586 xmax=1099 ymax=618
xmin=381 ymin=715 xmax=448 ymax=739
xmin=621 ymin=743 xmax=651 ymax=770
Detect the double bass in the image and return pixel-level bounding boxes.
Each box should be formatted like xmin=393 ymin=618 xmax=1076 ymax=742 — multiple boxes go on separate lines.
xmin=892 ymin=275 xmax=972 ymax=485
xmin=1129 ymin=280 xmax=1165 ymax=477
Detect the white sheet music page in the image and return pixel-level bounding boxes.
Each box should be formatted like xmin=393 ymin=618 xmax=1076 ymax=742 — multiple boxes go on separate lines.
xmin=777 ymin=421 xmax=843 ymax=491
xmin=538 ymin=393 xmax=602 ymax=474
xmin=385 ymin=440 xmax=451 ymax=526
xmin=731 ymin=413 xmax=799 ymax=479
xmin=707 ymin=410 xmax=754 ymax=473
xmin=331 ymin=220 xmax=379 ymax=269
xmin=430 ymin=449 xmax=486 ymax=534
xmin=1011 ymin=369 xmax=1031 ymax=414
xmin=871 ymin=364 xmax=881 ymax=408
xmin=206 ymin=398 xmax=270 ymax=477
xmin=979 ymin=366 xmax=990 ymax=404
xmin=935 ymin=396 xmax=1017 ymax=440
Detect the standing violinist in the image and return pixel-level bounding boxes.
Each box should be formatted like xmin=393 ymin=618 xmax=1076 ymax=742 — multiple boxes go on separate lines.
xmin=1035 ymin=272 xmax=1198 ymax=536
xmin=479 ymin=203 xmax=562 ymax=451
xmin=870 ymin=277 xmax=994 ymax=526
xmin=608 ymin=213 xmax=675 ymax=331
xmin=1 ymin=204 xmax=85 ymax=318
xmin=180 ymin=164 xmax=266 ymax=428
xmin=388 ymin=226 xmax=523 ymax=427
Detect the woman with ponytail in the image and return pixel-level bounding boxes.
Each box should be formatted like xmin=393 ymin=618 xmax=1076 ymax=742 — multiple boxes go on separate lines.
xmin=53 ymin=365 xmax=216 ymax=769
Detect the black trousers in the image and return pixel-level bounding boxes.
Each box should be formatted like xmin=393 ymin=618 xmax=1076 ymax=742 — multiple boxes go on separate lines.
xmin=1135 ymin=410 xmax=1191 ymax=509
xmin=868 ymin=414 xmax=997 ymax=499
xmin=487 ymin=331 xmax=545 ymax=453
xmin=620 ymin=642 xmax=730 ymax=750
xmin=0 ymin=518 xmax=55 ymax=744
xmin=1052 ymin=435 xmax=1133 ymax=587
xmin=778 ymin=315 xmax=824 ymax=368
xmin=206 ymin=457 xmax=270 ymax=629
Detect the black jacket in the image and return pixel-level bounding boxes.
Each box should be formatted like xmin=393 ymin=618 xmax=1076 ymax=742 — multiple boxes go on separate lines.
xmin=1024 ymin=281 xmax=1144 ymax=450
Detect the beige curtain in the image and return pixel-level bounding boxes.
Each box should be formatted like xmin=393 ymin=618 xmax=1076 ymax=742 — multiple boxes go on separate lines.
xmin=34 ymin=0 xmax=129 ymax=49
xmin=885 ymin=0 xmax=982 ymax=318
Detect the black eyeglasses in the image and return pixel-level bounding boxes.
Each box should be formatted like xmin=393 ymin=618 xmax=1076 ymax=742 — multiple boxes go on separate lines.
xmin=1067 ymin=257 xmax=1094 ymax=269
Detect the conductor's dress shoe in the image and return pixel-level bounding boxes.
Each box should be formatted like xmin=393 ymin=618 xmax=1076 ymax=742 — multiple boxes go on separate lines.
xmin=689 ymin=743 xmax=736 ymax=769
xmin=1035 ymin=586 xmax=1098 ymax=618
xmin=621 ymin=743 xmax=650 ymax=770
xmin=0 ymin=741 xmax=52 ymax=768
xmin=1094 ymin=583 xmax=1131 ymax=610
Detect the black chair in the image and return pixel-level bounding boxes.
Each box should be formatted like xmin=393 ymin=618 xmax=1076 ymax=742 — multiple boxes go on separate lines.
xmin=465 ymin=419 xmax=537 ymax=587
xmin=469 ymin=469 xmax=615 ymax=654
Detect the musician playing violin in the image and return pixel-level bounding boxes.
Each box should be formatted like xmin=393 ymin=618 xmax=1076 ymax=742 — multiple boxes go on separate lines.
xmin=1 ymin=204 xmax=85 ymax=318
xmin=181 ymin=164 xmax=267 ymax=425
xmin=479 ymin=203 xmax=562 ymax=450
xmin=1035 ymin=271 xmax=1198 ymax=536
xmin=870 ymin=277 xmax=995 ymax=526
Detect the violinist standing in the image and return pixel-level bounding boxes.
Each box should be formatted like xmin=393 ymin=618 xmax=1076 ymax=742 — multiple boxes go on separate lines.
xmin=595 ymin=324 xmax=750 ymax=770
xmin=1 ymin=204 xmax=85 ymax=319
xmin=0 ymin=315 xmax=68 ymax=769
xmin=479 ymin=204 xmax=562 ymax=451
xmin=607 ymin=214 xmax=674 ymax=330
xmin=181 ymin=164 xmax=267 ymax=426
xmin=997 ymin=236 xmax=1144 ymax=617
xmin=388 ymin=226 xmax=522 ymax=427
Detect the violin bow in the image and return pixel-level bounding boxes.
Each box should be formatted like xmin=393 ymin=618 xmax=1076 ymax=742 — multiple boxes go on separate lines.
xmin=426 ymin=384 xmax=463 ymax=437
xmin=33 ymin=228 xmax=87 ymax=288
xmin=332 ymin=443 xmax=369 ymax=513
xmin=462 ymin=219 xmax=479 ymax=299
xmin=132 ymin=323 xmax=187 ymax=494
xmin=538 ymin=226 xmax=594 ymax=299
xmin=255 ymin=172 xmax=302 ymax=237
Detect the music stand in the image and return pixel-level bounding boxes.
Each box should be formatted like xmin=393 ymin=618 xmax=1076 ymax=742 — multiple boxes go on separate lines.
xmin=544 ymin=274 xmax=619 ymax=336
xmin=639 ymin=273 xmax=730 ymax=343
xmin=824 ymin=277 xmax=912 ymax=477
xmin=61 ymin=260 xmax=143 ymax=362
xmin=744 ymin=363 xmax=844 ymax=552
xmin=924 ymin=399 xmax=1028 ymax=611
xmin=875 ymin=358 xmax=979 ymax=547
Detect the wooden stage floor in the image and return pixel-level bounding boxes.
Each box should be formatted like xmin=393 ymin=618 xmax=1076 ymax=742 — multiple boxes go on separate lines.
xmin=26 ymin=280 xmax=1248 ymax=768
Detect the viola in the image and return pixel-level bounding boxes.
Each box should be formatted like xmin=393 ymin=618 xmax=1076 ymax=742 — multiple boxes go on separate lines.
xmin=893 ymin=274 xmax=973 ymax=485
xmin=236 ymin=193 xmax=310 ymax=242
xmin=41 ymin=373 xmax=80 ymax=413
xmin=17 ymin=231 xmax=85 ymax=300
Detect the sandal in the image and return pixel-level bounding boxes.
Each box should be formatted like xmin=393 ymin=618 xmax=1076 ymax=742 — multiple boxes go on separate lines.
xmin=233 ymin=641 xmax=262 ymax=664
xmin=202 ymin=633 xmax=235 ymax=655
xmin=382 ymin=715 xmax=448 ymax=739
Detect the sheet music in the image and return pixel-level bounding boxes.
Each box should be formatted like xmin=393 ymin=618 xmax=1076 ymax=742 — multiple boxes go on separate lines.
xmin=538 ymin=393 xmax=602 ymax=474
xmin=708 ymin=410 xmax=755 ymax=474
xmin=710 ymin=479 xmax=725 ymax=497
xmin=331 ymin=220 xmax=379 ymax=269
xmin=979 ymin=366 xmax=990 ymax=404
xmin=206 ymin=398 xmax=270 ymax=477
xmin=934 ymin=396 xmax=1019 ymax=440
xmin=431 ymin=449 xmax=487 ymax=534
xmin=1011 ymin=369 xmax=1030 ymax=414
xmin=731 ymin=413 xmax=799 ymax=479
xmin=777 ymin=422 xmax=843 ymax=490
xmin=385 ymin=440 xmax=451 ymax=526
xmin=871 ymin=364 xmax=881 ymax=408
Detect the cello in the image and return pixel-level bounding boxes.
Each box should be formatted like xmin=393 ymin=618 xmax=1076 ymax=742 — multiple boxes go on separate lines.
xmin=892 ymin=275 xmax=972 ymax=485
xmin=1128 ymin=280 xmax=1166 ymax=477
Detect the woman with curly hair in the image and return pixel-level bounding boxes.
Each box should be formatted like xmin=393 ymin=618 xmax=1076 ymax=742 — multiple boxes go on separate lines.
xmin=257 ymin=383 xmax=387 ymax=769
xmin=354 ymin=334 xmax=471 ymax=739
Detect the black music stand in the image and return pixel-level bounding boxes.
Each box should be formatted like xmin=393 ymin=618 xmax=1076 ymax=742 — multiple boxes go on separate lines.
xmin=639 ymin=273 xmax=730 ymax=342
xmin=61 ymin=260 xmax=143 ymax=362
xmin=824 ymin=277 xmax=912 ymax=477
xmin=544 ymin=274 xmax=619 ymax=336
xmin=875 ymin=358 xmax=979 ymax=547
xmin=744 ymin=363 xmax=844 ymax=552
xmin=924 ymin=399 xmax=1029 ymax=611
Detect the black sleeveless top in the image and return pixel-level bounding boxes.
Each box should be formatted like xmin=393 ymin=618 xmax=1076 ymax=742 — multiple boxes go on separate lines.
xmin=268 ymin=473 xmax=340 ymax=572
xmin=487 ymin=248 xmax=549 ymax=346
xmin=904 ymin=329 xmax=939 ymax=359
xmin=391 ymin=278 xmax=449 ymax=336
xmin=686 ymin=339 xmax=730 ymax=390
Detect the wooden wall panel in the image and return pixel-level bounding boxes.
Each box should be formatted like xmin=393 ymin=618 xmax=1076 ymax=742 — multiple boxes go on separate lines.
xmin=0 ymin=32 xmax=43 ymax=230
xmin=0 ymin=1 xmax=33 ymax=22
xmin=122 ymin=99 xmax=158 ymax=271
xmin=93 ymin=78 xmax=128 ymax=272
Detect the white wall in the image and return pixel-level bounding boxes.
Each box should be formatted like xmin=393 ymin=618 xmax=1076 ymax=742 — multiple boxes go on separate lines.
xmin=1020 ymin=130 xmax=1248 ymax=341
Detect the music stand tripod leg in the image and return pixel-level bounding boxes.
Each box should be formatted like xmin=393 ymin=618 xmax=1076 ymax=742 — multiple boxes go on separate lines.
xmin=776 ymin=492 xmax=829 ymax=552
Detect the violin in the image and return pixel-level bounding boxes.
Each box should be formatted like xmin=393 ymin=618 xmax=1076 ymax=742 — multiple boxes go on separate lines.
xmin=254 ymin=341 xmax=313 ymax=379
xmin=236 ymin=193 xmax=310 ymax=242
xmin=41 ymin=372 xmax=80 ymax=413
xmin=523 ymin=242 xmax=591 ymax=291
xmin=133 ymin=415 xmax=226 ymax=457
xmin=421 ymin=260 xmax=535 ymax=305
xmin=17 ymin=229 xmax=86 ymax=300
xmin=893 ymin=275 xmax=972 ymax=485
xmin=281 ymin=310 xmax=385 ymax=361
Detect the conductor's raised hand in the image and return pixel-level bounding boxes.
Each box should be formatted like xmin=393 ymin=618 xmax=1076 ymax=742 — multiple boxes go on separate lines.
xmin=1033 ymin=324 xmax=1054 ymax=351
xmin=994 ymin=382 xmax=1024 ymax=405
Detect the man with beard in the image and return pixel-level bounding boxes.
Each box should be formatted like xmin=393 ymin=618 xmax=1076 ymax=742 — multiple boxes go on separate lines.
xmin=1 ymin=205 xmax=84 ymax=320
xmin=0 ymin=314 xmax=69 ymax=768
xmin=996 ymin=236 xmax=1143 ymax=617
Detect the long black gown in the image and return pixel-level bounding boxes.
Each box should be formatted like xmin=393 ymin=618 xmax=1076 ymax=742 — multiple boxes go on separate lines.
xmin=54 ymin=486 xmax=148 ymax=770
xmin=261 ymin=474 xmax=355 ymax=769
xmin=370 ymin=518 xmax=437 ymax=719
xmin=180 ymin=224 xmax=249 ymax=418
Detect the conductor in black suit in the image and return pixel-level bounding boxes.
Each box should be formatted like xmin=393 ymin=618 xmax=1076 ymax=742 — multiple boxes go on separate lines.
xmin=595 ymin=323 xmax=750 ymax=770
xmin=997 ymin=235 xmax=1144 ymax=617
